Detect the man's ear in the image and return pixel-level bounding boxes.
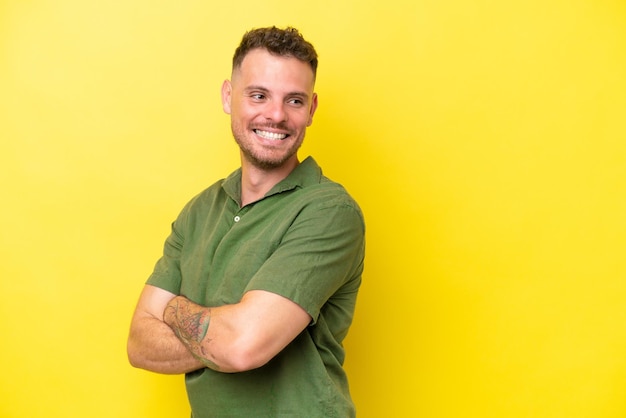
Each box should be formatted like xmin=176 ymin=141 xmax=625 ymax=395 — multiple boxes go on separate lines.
xmin=307 ymin=92 xmax=318 ymax=127
xmin=221 ymin=80 xmax=232 ymax=114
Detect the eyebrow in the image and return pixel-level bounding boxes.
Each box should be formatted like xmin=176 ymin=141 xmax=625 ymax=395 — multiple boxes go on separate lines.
xmin=244 ymin=85 xmax=310 ymax=100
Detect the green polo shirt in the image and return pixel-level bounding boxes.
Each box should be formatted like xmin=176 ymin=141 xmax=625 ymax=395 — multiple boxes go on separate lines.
xmin=147 ymin=156 xmax=365 ymax=418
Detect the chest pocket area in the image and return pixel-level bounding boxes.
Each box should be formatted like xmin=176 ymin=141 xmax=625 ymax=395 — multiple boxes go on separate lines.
xmin=211 ymin=237 xmax=280 ymax=302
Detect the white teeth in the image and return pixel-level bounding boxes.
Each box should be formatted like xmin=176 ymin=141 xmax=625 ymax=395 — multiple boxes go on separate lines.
xmin=255 ymin=130 xmax=287 ymax=140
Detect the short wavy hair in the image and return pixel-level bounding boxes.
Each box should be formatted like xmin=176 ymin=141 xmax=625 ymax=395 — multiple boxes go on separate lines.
xmin=232 ymin=26 xmax=318 ymax=79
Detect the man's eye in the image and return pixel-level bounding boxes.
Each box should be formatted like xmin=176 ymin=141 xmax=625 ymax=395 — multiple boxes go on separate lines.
xmin=251 ymin=94 xmax=265 ymax=100
xmin=288 ymin=98 xmax=304 ymax=105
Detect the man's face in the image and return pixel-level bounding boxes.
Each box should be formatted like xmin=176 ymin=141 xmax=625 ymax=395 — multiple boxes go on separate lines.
xmin=221 ymin=48 xmax=318 ymax=170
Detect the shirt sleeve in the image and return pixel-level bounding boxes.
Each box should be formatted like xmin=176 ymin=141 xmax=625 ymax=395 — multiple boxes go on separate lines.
xmin=145 ymin=206 xmax=189 ymax=295
xmin=243 ymin=195 xmax=366 ymax=324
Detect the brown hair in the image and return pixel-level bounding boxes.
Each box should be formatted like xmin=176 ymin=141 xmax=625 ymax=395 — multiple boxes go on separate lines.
xmin=232 ymin=26 xmax=318 ymax=79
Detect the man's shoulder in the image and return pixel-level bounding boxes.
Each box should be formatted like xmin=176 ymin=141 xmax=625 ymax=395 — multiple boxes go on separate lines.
xmin=298 ymin=176 xmax=363 ymax=217
xmin=181 ymin=178 xmax=230 ymax=213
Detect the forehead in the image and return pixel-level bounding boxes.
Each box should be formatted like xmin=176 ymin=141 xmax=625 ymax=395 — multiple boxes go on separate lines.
xmin=233 ymin=49 xmax=315 ymax=91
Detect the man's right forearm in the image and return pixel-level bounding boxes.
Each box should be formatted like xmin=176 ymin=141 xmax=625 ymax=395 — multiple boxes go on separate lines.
xmin=127 ymin=314 xmax=205 ymax=374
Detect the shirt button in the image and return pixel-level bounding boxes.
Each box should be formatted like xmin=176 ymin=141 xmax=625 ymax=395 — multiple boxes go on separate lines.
xmin=234 ymin=215 xmax=241 ymax=222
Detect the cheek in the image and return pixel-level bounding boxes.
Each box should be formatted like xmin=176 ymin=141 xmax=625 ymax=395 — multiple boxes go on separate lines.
xmin=233 ymin=103 xmax=259 ymax=121
xmin=294 ymin=111 xmax=313 ymax=128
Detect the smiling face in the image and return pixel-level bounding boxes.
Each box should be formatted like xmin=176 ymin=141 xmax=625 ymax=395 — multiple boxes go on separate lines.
xmin=222 ymin=48 xmax=318 ymax=171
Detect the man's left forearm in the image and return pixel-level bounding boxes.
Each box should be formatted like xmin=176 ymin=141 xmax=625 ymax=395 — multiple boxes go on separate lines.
xmin=164 ymin=296 xmax=220 ymax=371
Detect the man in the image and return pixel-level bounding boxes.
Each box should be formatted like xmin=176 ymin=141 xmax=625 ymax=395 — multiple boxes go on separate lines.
xmin=127 ymin=26 xmax=365 ymax=417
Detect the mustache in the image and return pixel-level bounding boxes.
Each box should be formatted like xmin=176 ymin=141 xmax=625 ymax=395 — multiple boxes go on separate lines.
xmin=251 ymin=122 xmax=290 ymax=131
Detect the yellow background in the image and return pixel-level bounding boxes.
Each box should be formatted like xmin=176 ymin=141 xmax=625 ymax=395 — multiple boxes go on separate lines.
xmin=2 ymin=0 xmax=625 ymax=417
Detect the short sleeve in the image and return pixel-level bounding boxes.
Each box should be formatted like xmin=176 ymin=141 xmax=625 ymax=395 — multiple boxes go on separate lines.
xmin=145 ymin=207 xmax=188 ymax=295
xmin=244 ymin=196 xmax=365 ymax=323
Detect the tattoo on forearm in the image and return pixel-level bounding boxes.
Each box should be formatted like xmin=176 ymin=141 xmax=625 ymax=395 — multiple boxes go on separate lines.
xmin=164 ymin=297 xmax=220 ymax=370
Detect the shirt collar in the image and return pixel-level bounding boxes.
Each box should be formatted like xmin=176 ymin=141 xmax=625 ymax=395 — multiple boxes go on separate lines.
xmin=222 ymin=156 xmax=322 ymax=204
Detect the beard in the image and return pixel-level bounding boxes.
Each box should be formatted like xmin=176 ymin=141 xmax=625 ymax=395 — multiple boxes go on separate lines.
xmin=231 ymin=121 xmax=305 ymax=170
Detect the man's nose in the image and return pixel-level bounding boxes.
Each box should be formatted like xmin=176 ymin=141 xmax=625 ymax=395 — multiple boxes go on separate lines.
xmin=263 ymin=101 xmax=287 ymax=122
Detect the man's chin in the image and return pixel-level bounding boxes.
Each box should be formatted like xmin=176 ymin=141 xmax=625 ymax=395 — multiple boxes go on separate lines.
xmin=243 ymin=152 xmax=290 ymax=170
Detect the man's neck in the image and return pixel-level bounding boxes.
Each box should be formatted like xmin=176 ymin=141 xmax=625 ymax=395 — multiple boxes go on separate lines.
xmin=240 ymin=157 xmax=299 ymax=207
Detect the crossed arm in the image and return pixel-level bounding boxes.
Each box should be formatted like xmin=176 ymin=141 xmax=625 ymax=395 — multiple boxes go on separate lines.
xmin=127 ymin=284 xmax=311 ymax=374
